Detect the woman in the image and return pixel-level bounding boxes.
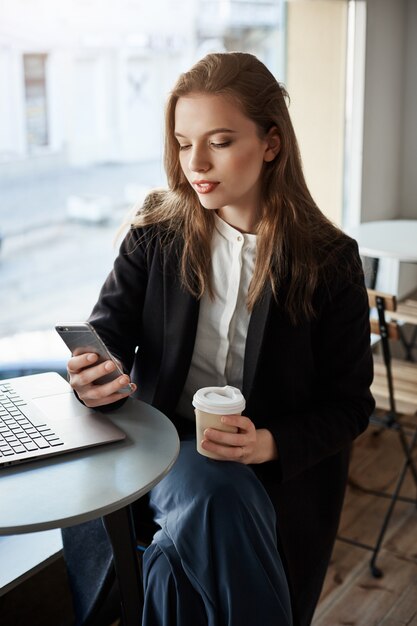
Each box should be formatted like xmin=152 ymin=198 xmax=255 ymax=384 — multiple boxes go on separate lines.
xmin=66 ymin=52 xmax=374 ymax=626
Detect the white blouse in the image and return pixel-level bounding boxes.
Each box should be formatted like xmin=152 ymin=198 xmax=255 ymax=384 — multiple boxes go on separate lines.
xmin=176 ymin=213 xmax=257 ymax=421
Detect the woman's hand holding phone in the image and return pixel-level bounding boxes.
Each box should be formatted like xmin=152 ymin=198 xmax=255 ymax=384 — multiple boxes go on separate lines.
xmin=67 ymin=353 xmax=137 ymax=408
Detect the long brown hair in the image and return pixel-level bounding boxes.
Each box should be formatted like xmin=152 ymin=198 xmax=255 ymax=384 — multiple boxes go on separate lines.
xmin=132 ymin=52 xmax=351 ymax=324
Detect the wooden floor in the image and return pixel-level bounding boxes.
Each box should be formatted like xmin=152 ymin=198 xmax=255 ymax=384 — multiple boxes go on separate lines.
xmin=313 ymin=415 xmax=417 ymax=626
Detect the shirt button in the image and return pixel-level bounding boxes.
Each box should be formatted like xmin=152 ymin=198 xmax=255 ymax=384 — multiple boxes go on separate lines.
xmin=237 ymin=235 xmax=243 ymax=242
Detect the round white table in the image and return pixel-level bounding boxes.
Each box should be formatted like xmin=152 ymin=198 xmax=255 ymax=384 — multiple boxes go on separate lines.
xmin=347 ymin=219 xmax=417 ymax=262
xmin=347 ymin=219 xmax=417 ymax=360
xmin=0 ymin=391 xmax=180 ymax=625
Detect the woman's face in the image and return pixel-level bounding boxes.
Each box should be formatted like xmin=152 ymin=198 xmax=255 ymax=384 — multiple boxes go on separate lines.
xmin=174 ymin=93 xmax=278 ymax=232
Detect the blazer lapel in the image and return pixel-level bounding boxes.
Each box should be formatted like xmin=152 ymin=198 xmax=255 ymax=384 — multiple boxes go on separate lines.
xmin=242 ymin=286 xmax=273 ymax=403
xmin=153 ymin=251 xmax=200 ymax=414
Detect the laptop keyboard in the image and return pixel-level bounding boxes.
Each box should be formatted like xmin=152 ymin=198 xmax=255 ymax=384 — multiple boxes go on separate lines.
xmin=0 ymin=383 xmax=63 ymax=458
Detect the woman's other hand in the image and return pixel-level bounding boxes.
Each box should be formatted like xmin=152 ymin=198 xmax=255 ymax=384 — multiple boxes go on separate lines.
xmin=200 ymin=415 xmax=278 ymax=464
xmin=67 ymin=353 xmax=136 ymax=408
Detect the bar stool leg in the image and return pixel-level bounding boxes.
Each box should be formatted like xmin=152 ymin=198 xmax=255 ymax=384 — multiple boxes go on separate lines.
xmin=369 ymin=426 xmax=417 ymax=577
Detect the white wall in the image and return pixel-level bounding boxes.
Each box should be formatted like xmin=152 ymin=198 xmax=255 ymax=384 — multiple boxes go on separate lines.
xmin=360 ymin=0 xmax=417 ymax=297
xmin=0 ymin=49 xmax=14 ymax=155
xmin=400 ymin=0 xmax=417 ymax=219
xmin=286 ymin=0 xmax=348 ymax=226
xmin=360 ymin=0 xmax=406 ymax=222
xmin=0 ymin=47 xmax=27 ymax=158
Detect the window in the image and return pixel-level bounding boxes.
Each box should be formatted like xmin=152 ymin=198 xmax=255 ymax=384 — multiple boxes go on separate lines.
xmin=23 ymin=54 xmax=49 ymax=150
xmin=0 ymin=0 xmax=286 ymax=376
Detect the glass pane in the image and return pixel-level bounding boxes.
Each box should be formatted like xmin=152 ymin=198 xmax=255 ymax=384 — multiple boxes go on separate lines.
xmin=0 ymin=0 xmax=286 ymax=377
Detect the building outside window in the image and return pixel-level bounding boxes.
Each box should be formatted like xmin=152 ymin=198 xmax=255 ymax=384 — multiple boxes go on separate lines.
xmin=23 ymin=53 xmax=49 ymax=150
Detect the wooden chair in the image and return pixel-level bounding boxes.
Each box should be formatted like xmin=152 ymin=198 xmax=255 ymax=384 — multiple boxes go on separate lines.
xmin=389 ymin=296 xmax=417 ymax=361
xmin=370 ymin=290 xmax=417 ymax=416
xmin=340 ymin=289 xmax=417 ymax=577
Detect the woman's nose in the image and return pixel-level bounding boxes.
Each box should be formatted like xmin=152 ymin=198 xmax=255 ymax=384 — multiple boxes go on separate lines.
xmin=189 ymin=147 xmax=210 ymax=173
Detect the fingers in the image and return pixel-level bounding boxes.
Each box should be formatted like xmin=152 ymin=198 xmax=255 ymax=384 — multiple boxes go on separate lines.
xmin=201 ymin=437 xmax=246 ymax=462
xmin=203 ymin=427 xmax=246 ymax=448
xmin=77 ymin=380 xmax=135 ymax=408
xmin=220 ymin=414 xmax=254 ymax=431
xmin=67 ymin=353 xmax=136 ymax=408
xmin=201 ymin=414 xmax=256 ymax=463
xmin=67 ymin=352 xmax=99 ymax=374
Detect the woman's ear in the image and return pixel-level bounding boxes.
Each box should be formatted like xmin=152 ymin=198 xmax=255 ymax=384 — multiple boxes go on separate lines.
xmin=264 ymin=126 xmax=281 ymax=162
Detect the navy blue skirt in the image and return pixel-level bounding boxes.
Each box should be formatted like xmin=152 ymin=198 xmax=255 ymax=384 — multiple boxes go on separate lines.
xmin=142 ymin=440 xmax=292 ymax=626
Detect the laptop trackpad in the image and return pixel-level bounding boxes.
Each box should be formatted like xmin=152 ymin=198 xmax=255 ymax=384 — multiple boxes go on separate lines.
xmin=32 ymin=394 xmax=126 ymax=444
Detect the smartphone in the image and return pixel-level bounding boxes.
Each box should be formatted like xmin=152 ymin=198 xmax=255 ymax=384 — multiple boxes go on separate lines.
xmin=55 ymin=322 xmax=132 ymax=392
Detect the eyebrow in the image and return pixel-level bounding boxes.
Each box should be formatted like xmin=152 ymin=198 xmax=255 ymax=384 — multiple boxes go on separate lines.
xmin=174 ymin=128 xmax=238 ymax=138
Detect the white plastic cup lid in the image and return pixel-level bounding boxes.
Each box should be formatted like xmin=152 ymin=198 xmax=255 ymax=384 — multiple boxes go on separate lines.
xmin=192 ymin=386 xmax=246 ymax=415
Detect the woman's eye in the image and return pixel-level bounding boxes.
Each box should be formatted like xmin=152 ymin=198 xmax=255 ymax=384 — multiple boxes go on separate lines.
xmin=178 ymin=140 xmax=231 ymax=151
xmin=210 ymin=141 xmax=231 ymax=149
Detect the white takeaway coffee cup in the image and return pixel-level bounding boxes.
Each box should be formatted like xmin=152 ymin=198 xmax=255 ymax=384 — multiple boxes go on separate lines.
xmin=192 ymin=386 xmax=246 ymax=459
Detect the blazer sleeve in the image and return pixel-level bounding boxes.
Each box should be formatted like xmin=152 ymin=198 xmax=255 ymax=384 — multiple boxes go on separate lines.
xmin=268 ymin=242 xmax=375 ymax=483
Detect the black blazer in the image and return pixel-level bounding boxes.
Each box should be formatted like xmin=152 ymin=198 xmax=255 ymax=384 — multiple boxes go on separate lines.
xmin=89 ymin=225 xmax=375 ymax=626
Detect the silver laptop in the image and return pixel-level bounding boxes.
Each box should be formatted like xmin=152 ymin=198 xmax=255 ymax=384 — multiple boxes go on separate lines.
xmin=0 ymin=372 xmax=126 ymax=468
